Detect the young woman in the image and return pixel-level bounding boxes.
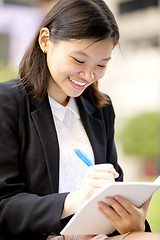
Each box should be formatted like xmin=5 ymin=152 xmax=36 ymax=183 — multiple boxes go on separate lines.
xmin=0 ymin=0 xmax=151 ymax=239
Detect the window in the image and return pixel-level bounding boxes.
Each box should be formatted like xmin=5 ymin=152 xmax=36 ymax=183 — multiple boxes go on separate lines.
xmin=4 ymin=0 xmax=36 ymax=6
xmin=119 ymin=0 xmax=159 ymax=14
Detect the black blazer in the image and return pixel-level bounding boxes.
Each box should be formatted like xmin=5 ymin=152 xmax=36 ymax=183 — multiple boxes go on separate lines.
xmin=0 ymin=79 xmax=149 ymax=240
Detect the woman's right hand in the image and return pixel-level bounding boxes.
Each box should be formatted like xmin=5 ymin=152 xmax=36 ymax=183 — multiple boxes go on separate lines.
xmin=77 ymin=164 xmax=119 ymax=203
xmin=61 ymin=164 xmax=119 ymax=218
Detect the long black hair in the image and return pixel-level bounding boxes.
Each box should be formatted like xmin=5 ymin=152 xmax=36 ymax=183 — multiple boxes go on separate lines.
xmin=19 ymin=0 xmax=119 ymax=106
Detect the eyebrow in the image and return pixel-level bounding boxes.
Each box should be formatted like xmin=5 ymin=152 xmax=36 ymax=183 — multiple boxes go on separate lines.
xmin=102 ymin=57 xmax=111 ymax=61
xmin=72 ymin=51 xmax=111 ymax=61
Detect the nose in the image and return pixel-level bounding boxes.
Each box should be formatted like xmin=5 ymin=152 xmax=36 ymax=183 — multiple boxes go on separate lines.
xmin=80 ymin=67 xmax=94 ymax=82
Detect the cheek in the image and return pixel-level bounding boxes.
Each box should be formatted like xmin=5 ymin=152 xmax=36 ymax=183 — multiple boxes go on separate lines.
xmin=47 ymin=55 xmax=76 ymax=76
xmin=95 ymin=69 xmax=107 ymax=81
xmin=46 ymin=54 xmax=55 ymax=73
xmin=47 ymin=56 xmax=63 ymax=77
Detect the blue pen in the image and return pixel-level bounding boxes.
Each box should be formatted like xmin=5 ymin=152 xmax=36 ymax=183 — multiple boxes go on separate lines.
xmin=74 ymin=148 xmax=93 ymax=167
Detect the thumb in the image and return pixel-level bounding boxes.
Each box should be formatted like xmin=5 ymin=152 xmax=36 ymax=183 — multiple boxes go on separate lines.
xmin=141 ymin=197 xmax=152 ymax=212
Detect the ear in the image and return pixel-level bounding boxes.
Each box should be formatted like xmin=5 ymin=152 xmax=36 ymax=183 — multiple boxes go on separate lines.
xmin=38 ymin=27 xmax=50 ymax=53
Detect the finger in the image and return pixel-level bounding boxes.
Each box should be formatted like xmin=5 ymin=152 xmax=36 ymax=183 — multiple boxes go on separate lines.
xmin=98 ymin=200 xmax=121 ymax=220
xmin=141 ymin=197 xmax=152 ymax=212
xmin=87 ymin=165 xmax=119 ymax=179
xmin=113 ymin=195 xmax=151 ymax=220
xmin=140 ymin=197 xmax=152 ymax=217
xmin=105 ymin=196 xmax=133 ymax=219
xmin=89 ymin=172 xmax=117 ymax=181
xmin=86 ymin=178 xmax=116 ymax=189
xmin=112 ymin=196 xmax=138 ymax=216
xmin=98 ymin=200 xmax=137 ymax=233
xmin=108 ymin=196 xmax=146 ymax=231
xmin=92 ymin=163 xmax=115 ymax=172
xmin=91 ymin=164 xmax=119 ymax=177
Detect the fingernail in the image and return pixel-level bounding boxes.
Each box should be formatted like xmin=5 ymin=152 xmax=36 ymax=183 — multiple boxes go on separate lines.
xmin=113 ymin=169 xmax=119 ymax=178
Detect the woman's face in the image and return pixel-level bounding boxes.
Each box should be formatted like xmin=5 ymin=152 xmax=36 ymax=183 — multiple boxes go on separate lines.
xmin=46 ymin=37 xmax=114 ymax=105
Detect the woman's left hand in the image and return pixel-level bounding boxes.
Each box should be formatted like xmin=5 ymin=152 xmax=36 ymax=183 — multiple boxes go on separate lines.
xmin=97 ymin=196 xmax=151 ymax=234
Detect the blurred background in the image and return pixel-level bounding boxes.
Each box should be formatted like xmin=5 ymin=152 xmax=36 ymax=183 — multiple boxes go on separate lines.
xmin=0 ymin=0 xmax=160 ymax=233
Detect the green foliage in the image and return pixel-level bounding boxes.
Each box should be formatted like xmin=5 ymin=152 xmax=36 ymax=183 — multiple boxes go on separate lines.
xmin=119 ymin=112 xmax=160 ymax=159
xmin=147 ymin=188 xmax=160 ymax=233
xmin=0 ymin=63 xmax=17 ymax=82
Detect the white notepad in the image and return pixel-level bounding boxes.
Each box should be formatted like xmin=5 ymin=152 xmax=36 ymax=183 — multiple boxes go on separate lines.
xmin=61 ymin=176 xmax=160 ymax=235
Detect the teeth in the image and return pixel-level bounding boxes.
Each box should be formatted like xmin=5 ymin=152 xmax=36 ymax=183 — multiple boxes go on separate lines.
xmin=70 ymin=77 xmax=86 ymax=86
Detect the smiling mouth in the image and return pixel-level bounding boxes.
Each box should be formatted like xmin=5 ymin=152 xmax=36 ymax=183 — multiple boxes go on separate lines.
xmin=69 ymin=77 xmax=86 ymax=87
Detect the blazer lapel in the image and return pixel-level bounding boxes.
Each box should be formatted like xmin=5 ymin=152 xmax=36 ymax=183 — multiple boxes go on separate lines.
xmin=76 ymin=96 xmax=106 ymax=165
xmin=30 ymin=93 xmax=107 ymax=192
xmin=31 ymin=96 xmax=59 ymax=193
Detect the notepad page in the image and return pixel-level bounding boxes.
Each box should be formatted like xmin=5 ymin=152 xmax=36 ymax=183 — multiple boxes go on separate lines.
xmin=61 ymin=180 xmax=160 ymax=235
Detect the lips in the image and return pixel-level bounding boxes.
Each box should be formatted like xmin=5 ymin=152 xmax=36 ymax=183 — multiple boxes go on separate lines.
xmin=69 ymin=77 xmax=86 ymax=87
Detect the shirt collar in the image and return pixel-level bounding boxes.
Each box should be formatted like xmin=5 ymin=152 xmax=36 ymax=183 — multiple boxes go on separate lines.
xmin=48 ymin=96 xmax=80 ymax=122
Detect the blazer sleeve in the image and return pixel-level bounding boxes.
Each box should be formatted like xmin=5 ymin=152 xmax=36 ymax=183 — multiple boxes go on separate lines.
xmin=0 ymin=81 xmax=68 ymax=239
xmin=102 ymin=101 xmax=151 ymax=234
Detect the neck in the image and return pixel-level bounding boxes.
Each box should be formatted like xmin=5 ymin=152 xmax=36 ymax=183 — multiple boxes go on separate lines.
xmin=48 ymin=93 xmax=70 ymax=106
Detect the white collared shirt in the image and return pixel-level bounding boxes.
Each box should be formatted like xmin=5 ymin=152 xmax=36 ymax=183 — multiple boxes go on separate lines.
xmin=48 ymin=96 xmax=95 ymax=193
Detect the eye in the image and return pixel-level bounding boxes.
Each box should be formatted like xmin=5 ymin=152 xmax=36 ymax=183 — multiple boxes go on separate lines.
xmin=97 ymin=64 xmax=106 ymax=68
xmin=72 ymin=57 xmax=85 ymax=64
